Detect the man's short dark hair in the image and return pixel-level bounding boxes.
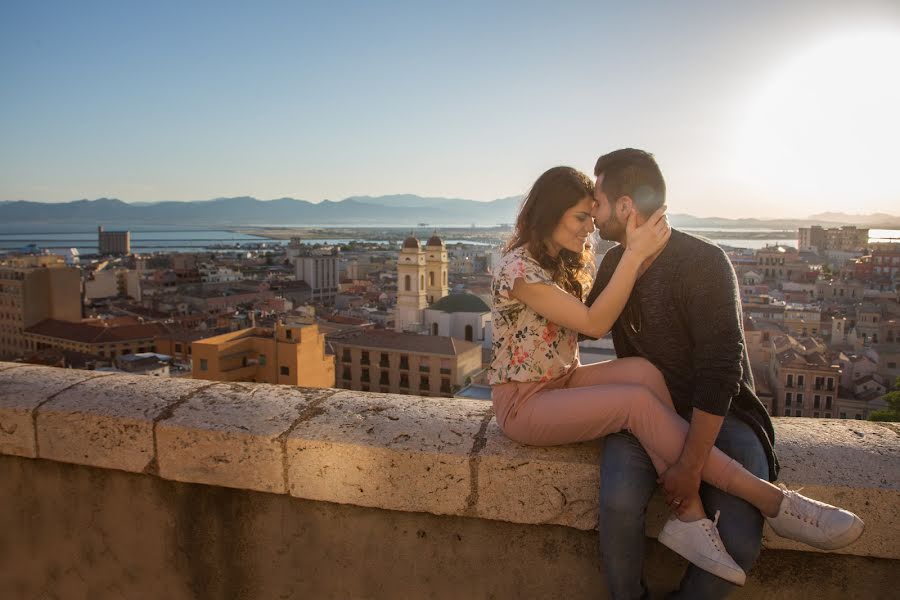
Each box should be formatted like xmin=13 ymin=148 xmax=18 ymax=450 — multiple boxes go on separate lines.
xmin=594 ymin=148 xmax=666 ymax=217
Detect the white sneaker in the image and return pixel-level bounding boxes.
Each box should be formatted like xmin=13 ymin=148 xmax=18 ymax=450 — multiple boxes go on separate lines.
xmin=658 ymin=510 xmax=746 ymax=586
xmin=766 ymin=486 xmax=864 ymax=550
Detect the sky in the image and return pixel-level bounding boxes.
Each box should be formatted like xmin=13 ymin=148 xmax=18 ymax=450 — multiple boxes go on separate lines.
xmin=1 ymin=0 xmax=899 ymax=218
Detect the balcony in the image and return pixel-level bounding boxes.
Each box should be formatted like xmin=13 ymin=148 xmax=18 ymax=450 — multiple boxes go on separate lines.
xmin=1 ymin=362 xmax=897 ymax=598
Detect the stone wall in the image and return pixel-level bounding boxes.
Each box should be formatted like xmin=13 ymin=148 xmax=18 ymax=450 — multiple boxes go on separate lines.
xmin=1 ymin=362 xmax=899 ymax=598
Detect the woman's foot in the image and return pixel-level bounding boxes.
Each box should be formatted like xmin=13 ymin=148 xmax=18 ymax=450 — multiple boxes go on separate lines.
xmin=766 ymin=486 xmax=864 ymax=550
xmin=658 ymin=510 xmax=746 ymax=586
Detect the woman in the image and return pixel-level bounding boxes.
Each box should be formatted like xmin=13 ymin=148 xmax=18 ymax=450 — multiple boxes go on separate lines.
xmin=489 ymin=166 xmax=864 ymax=586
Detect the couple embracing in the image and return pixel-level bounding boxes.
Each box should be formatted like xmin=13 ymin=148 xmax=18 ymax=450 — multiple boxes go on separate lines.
xmin=488 ymin=149 xmax=863 ymax=599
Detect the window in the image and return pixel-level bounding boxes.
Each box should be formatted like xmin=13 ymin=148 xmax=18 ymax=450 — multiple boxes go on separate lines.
xmin=419 ymin=358 xmax=430 ymax=372
xmin=361 ymin=384 xmax=370 ymax=392
xmin=379 ymin=371 xmax=389 ymax=385
xmin=795 ymin=410 xmax=802 ymax=417
xmin=797 ymin=375 xmax=805 ymax=387
xmin=465 ymin=324 xmax=473 ymax=342
xmin=420 ymin=274 xmax=424 ymax=289
xmin=361 ymin=368 xmax=370 ymax=383
xmin=855 ymin=414 xmax=862 ymax=420
xmin=429 ymin=271 xmax=435 ymax=286
xmin=400 ymin=373 xmax=409 ymax=388
xmin=783 ymin=408 xmax=790 ymax=416
xmin=796 ymin=393 xmax=803 ymax=404
xmin=440 ymin=378 xmax=451 ymax=394
xmin=380 ymin=353 xmax=390 ymax=368
xmin=175 ymin=343 xmax=182 ymax=353
xmin=342 ymin=366 xmax=351 ymax=380
xmin=280 ymin=366 xmax=290 ymax=376
xmin=432 ymin=323 xmax=438 ymax=336
xmin=399 ymin=355 xmax=409 ymax=370
xmin=840 ymin=412 xmax=847 ymax=419
xmin=785 ymin=392 xmax=792 ymax=406
xmin=420 ymin=375 xmax=429 ymax=389
xmin=825 ymin=412 xmax=831 ymax=418
xmin=361 ymin=351 xmax=370 ymax=365
xmin=825 ymin=396 xmax=832 ymax=409
xmin=404 ymin=275 xmax=411 ymax=291
xmin=342 ymin=349 xmax=351 ymax=363
xmin=815 ymin=377 xmax=824 ymax=390
xmin=826 ymin=377 xmax=835 ymax=391
xmin=286 ymin=329 xmax=293 ymax=339
xmin=814 ymin=395 xmax=821 ymax=408
xmin=813 ymin=412 xmax=820 ymax=418
xmin=786 ymin=374 xmax=793 ymax=388
xmin=259 ymin=354 xmax=266 ymax=366
xmin=200 ymin=359 xmax=207 ymax=371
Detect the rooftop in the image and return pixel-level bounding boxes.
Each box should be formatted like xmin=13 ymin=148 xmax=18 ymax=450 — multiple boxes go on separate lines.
xmin=428 ymin=293 xmax=490 ymax=314
xmin=332 ymin=330 xmax=481 ymax=356
xmin=25 ymin=319 xmax=169 ymax=344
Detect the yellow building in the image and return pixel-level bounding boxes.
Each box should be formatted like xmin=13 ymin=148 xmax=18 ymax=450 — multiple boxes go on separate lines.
xmin=0 ymin=255 xmax=82 ymax=359
xmin=191 ymin=321 xmax=335 ymax=387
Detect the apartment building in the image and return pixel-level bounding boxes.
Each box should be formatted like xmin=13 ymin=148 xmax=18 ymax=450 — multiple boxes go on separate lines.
xmin=331 ymin=331 xmax=482 ymax=397
xmin=84 ymin=267 xmax=141 ymax=303
xmin=870 ymin=243 xmax=900 ymax=279
xmin=799 ymin=226 xmax=868 ymax=253
xmin=783 ymin=305 xmax=822 ymax=337
xmin=23 ymin=319 xmax=169 ymax=359
xmin=0 ymin=255 xmax=82 ymax=358
xmin=769 ymin=335 xmax=840 ymax=418
xmin=97 ymin=226 xmax=131 ymax=255
xmin=191 ymin=321 xmax=334 ymax=387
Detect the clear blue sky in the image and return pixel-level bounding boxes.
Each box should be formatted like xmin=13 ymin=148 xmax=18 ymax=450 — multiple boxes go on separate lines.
xmin=2 ymin=0 xmax=899 ymax=218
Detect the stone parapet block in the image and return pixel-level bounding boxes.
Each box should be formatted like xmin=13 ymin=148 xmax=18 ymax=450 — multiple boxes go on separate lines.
xmin=285 ymin=391 xmax=492 ymax=516
xmin=157 ymin=382 xmax=337 ymax=494
xmin=37 ymin=372 xmax=210 ymax=473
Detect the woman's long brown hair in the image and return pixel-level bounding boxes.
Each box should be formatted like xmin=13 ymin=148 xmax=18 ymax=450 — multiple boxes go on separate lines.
xmin=506 ymin=166 xmax=595 ymax=299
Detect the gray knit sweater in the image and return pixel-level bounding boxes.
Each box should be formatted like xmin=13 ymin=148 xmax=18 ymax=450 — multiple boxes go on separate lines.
xmin=586 ymin=229 xmax=779 ymax=481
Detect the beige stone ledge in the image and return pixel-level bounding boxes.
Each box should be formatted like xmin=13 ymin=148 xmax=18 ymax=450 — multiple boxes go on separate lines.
xmin=1 ymin=361 xmax=897 ymax=561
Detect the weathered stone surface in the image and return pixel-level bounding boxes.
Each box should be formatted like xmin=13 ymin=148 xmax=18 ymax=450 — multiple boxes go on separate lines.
xmin=475 ymin=419 xmax=602 ymax=530
xmin=0 ymin=365 xmax=108 ymax=458
xmin=762 ymin=419 xmax=900 ymax=559
xmin=286 ymin=391 xmax=489 ymax=516
xmin=157 ymin=382 xmax=332 ymax=493
xmin=37 ymin=373 xmax=207 ymax=473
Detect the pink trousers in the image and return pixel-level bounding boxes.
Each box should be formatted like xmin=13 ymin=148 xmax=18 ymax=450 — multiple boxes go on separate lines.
xmin=491 ymin=359 xmax=745 ymax=492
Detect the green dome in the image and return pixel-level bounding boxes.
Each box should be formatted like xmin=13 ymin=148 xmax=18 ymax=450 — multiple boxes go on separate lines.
xmin=429 ymin=293 xmax=489 ymax=313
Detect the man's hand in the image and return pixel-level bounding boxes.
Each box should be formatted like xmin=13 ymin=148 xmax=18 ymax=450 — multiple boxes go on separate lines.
xmin=658 ymin=460 xmax=702 ymax=517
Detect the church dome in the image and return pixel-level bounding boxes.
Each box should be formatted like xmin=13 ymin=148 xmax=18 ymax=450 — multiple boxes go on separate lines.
xmin=426 ymin=234 xmax=444 ymax=247
xmin=402 ymin=236 xmax=420 ymax=250
xmin=428 ymin=293 xmax=490 ymax=314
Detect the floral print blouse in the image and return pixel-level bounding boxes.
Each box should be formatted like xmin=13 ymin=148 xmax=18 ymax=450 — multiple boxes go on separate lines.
xmin=488 ymin=247 xmax=583 ymax=384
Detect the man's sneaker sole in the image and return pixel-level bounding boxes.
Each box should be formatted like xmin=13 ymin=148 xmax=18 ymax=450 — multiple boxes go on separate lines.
xmin=658 ymin=525 xmax=746 ymax=586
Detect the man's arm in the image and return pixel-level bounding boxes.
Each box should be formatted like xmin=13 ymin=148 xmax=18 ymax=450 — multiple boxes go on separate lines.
xmin=659 ymin=248 xmax=744 ymax=512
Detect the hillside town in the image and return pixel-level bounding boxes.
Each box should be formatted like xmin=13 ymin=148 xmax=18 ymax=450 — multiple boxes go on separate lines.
xmin=1 ymin=224 xmax=897 ymax=419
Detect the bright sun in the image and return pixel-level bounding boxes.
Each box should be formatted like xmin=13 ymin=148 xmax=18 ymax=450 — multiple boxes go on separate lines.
xmin=733 ymin=29 xmax=900 ymax=212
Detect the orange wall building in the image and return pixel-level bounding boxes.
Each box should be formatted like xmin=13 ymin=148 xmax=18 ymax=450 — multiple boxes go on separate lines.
xmin=191 ymin=321 xmax=334 ymax=388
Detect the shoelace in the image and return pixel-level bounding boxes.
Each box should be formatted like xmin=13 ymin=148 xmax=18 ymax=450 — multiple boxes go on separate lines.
xmin=701 ymin=510 xmax=725 ymax=552
xmin=781 ymin=487 xmax=825 ymax=527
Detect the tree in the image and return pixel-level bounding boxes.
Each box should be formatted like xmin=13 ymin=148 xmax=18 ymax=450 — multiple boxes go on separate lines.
xmin=869 ymin=377 xmax=900 ymax=422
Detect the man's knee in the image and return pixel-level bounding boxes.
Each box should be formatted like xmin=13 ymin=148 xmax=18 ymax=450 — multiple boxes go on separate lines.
xmin=600 ymin=433 xmax=656 ymax=517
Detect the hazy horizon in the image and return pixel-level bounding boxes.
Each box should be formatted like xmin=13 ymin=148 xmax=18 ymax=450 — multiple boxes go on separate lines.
xmin=2 ymin=1 xmax=899 ymax=218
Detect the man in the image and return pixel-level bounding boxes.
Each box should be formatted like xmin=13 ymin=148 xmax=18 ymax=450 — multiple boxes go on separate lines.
xmin=586 ymin=148 xmax=778 ymax=599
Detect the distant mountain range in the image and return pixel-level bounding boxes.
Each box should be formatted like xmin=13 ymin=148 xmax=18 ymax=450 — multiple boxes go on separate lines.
xmin=0 ymin=196 xmax=898 ymax=229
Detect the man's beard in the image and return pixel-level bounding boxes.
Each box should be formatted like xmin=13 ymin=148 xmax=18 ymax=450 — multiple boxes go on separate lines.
xmin=596 ymin=213 xmax=626 ymax=243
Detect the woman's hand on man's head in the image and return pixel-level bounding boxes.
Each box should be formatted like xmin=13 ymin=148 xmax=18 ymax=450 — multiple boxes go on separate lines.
xmin=624 ymin=206 xmax=670 ymax=261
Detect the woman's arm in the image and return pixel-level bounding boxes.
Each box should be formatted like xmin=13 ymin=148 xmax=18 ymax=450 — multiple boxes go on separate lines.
xmin=511 ymin=207 xmax=669 ymax=338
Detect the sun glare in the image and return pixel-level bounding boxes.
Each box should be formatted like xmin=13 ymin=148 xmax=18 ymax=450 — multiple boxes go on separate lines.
xmin=733 ymin=29 xmax=900 ymax=210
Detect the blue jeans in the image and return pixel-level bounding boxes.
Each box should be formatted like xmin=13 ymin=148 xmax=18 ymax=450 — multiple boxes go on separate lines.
xmin=598 ymin=413 xmax=770 ymax=600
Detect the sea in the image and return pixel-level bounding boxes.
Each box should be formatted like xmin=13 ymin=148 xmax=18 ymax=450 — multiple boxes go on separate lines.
xmin=0 ymin=225 xmax=897 ymax=255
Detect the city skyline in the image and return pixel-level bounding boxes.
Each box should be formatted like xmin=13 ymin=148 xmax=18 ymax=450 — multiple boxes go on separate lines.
xmin=2 ymin=1 xmax=900 ymax=218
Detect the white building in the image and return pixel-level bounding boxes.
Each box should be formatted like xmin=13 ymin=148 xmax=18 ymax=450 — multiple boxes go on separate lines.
xmin=423 ymin=293 xmax=491 ymax=343
xmin=288 ymin=242 xmax=339 ymax=304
